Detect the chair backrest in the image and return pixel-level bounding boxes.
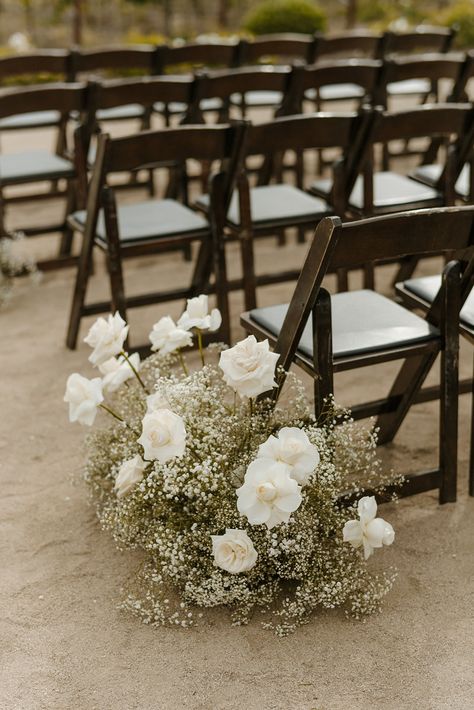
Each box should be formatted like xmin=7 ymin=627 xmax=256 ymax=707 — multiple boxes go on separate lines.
xmin=89 ymin=75 xmax=196 ymax=113
xmin=155 ymin=40 xmax=241 ymax=73
xmin=239 ymin=34 xmax=317 ymax=65
xmin=378 ymin=52 xmax=465 ymax=105
xmin=314 ymin=31 xmax=385 ymax=60
xmin=71 ymin=46 xmax=159 ymax=77
xmin=0 ymin=50 xmax=74 ymax=83
xmin=0 ymin=82 xmax=88 ymax=120
xmin=384 ymin=26 xmax=456 ymax=55
xmin=372 ymin=103 xmax=474 ymax=145
xmin=190 ymin=65 xmax=303 ymax=120
xmin=302 ymin=59 xmax=383 ymax=103
xmin=274 ymin=206 xmax=474 ymax=375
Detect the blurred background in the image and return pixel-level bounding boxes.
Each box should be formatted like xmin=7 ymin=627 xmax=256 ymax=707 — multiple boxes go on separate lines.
xmin=0 ymin=0 xmax=472 ymax=50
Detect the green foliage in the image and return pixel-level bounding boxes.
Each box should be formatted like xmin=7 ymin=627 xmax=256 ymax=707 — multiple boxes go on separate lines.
xmin=357 ymin=0 xmax=430 ymax=30
xmin=440 ymin=1 xmax=474 ymax=48
xmin=242 ymin=0 xmax=326 ymax=36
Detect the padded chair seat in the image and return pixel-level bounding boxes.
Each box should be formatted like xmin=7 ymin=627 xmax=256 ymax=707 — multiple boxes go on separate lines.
xmin=230 ymin=91 xmax=283 ymax=107
xmin=305 ymin=83 xmax=366 ymax=102
xmin=154 ymin=98 xmax=222 ymax=114
xmin=249 ymin=289 xmax=438 ymax=359
xmin=96 ymin=104 xmax=145 ymax=121
xmin=196 ymin=184 xmax=329 ymax=227
xmin=411 ymin=163 xmax=469 ymax=197
xmin=71 ymin=199 xmax=209 ymax=245
xmin=0 ymin=110 xmax=61 ymax=129
xmin=403 ymin=275 xmax=474 ymax=329
xmin=0 ymin=150 xmax=75 ymax=185
xmin=310 ymin=171 xmax=440 ymax=210
xmin=387 ymin=78 xmax=431 ymax=96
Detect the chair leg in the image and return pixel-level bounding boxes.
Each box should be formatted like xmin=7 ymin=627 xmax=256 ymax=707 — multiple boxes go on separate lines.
xmin=189 ymin=238 xmax=213 ymax=297
xmin=312 ymin=288 xmax=333 ymax=419
xmin=58 ymin=180 xmax=77 ymax=257
xmin=439 ymin=264 xmax=460 ymax=504
xmin=240 ymin=229 xmax=257 ymax=312
xmin=375 ymin=350 xmax=439 ymax=445
xmin=66 ymin=232 xmax=94 ymax=349
xmin=470 ymin=351 xmax=474 ymax=497
xmin=106 ymin=243 xmax=127 ymax=324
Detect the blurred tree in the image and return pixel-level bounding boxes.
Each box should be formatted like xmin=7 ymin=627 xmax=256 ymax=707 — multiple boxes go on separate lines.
xmin=125 ymin=0 xmax=173 ymax=37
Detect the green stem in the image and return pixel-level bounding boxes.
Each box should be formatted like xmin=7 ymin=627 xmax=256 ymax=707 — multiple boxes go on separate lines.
xmin=177 ymin=349 xmax=189 ymax=376
xmin=120 ymin=350 xmax=148 ymax=392
xmin=197 ymin=329 xmax=205 ymax=367
xmin=249 ymin=398 xmax=254 ymax=417
xmin=233 ymin=391 xmax=237 ymax=415
xmin=99 ymin=403 xmax=140 ymax=437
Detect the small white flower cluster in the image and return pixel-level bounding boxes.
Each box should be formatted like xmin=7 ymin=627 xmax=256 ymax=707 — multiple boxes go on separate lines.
xmin=68 ymin=299 xmax=397 ymax=634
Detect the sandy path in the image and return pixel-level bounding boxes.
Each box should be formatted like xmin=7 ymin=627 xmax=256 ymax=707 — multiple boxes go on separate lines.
xmin=1 ymin=122 xmax=474 ymax=710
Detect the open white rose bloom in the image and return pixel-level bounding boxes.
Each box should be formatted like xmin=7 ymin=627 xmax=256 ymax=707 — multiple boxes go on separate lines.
xmin=66 ymin=302 xmax=397 ymax=635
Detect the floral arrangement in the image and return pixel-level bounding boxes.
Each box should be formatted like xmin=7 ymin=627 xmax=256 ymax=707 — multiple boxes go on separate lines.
xmin=65 ymin=296 xmax=397 ymax=635
xmin=0 ymin=232 xmax=39 ymax=308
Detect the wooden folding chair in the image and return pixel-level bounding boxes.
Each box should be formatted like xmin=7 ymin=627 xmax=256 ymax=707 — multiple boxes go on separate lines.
xmin=194 ymin=110 xmax=374 ymax=308
xmin=302 ymin=58 xmax=383 ymax=108
xmin=70 ymin=45 xmax=159 ymax=123
xmin=65 ymin=122 xmax=247 ymax=350
xmin=314 ymin=31 xmax=385 ymax=61
xmin=232 ymin=34 xmax=317 ymax=114
xmin=0 ymin=82 xmax=89 ymax=270
xmin=153 ymin=40 xmax=241 ymax=122
xmin=241 ymin=206 xmax=474 ymax=504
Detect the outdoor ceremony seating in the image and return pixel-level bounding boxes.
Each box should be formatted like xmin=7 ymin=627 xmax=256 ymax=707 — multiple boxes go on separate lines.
xmin=302 ymin=57 xmax=383 ymax=107
xmin=65 ymin=121 xmax=247 ymax=349
xmin=195 ymin=110 xmax=374 ymax=308
xmin=241 ymin=206 xmax=474 ymax=504
xmin=0 ymin=81 xmax=88 ymax=269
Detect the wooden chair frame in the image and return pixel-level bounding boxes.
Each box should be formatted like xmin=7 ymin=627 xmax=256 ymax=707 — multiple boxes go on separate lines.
xmin=241 ymin=206 xmax=474 ymax=504
xmin=0 ymin=82 xmax=89 ymax=270
xmin=313 ymin=31 xmax=385 ymax=61
xmin=383 ymin=27 xmax=456 ymax=56
xmin=66 ymin=122 xmax=247 ymax=350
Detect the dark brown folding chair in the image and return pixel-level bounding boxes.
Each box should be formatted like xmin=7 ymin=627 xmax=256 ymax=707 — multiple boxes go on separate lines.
xmin=302 ymin=58 xmax=383 ymax=108
xmin=396 ymin=264 xmax=474 ymax=497
xmin=314 ymin=31 xmax=385 ymax=61
xmin=153 ymin=40 xmax=241 ymax=122
xmin=241 ymin=206 xmax=474 ymax=504
xmin=232 ymin=34 xmax=317 ymax=114
xmin=0 ymin=50 xmax=74 ymax=132
xmin=65 ymin=122 xmax=247 ymax=349
xmin=0 ymin=82 xmax=89 ymax=270
xmin=70 ymin=45 xmax=159 ymax=123
xmin=194 ymin=110 xmax=374 ymax=308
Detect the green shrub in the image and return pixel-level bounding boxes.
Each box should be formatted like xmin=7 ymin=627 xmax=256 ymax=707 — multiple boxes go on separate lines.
xmin=439 ymin=1 xmax=474 ymax=48
xmin=243 ymin=0 xmax=326 ymax=36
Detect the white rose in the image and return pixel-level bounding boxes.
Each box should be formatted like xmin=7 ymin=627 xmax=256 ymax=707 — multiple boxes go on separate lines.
xmin=138 ymin=408 xmax=186 ymax=462
xmin=211 ymin=528 xmax=258 ymax=574
xmin=149 ymin=316 xmax=193 ymax=354
xmin=236 ymin=459 xmax=302 ymax=529
xmin=84 ymin=312 xmax=129 ymax=366
xmin=257 ymin=427 xmax=320 ymax=485
xmin=64 ymin=373 xmax=103 ymax=426
xmin=219 ymin=335 xmax=279 ymax=399
xmin=343 ymin=496 xmax=395 ymax=560
xmin=99 ymin=352 xmax=141 ymax=393
xmin=177 ymin=295 xmax=221 ymax=332
xmin=114 ymin=455 xmax=147 ymax=498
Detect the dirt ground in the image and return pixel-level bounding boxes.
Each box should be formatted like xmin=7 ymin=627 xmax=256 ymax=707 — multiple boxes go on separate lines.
xmin=1 ymin=117 xmax=474 ymax=710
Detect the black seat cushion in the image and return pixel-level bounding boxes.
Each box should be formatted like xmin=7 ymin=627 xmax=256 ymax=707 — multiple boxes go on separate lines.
xmin=305 ymin=83 xmax=365 ymax=102
xmin=250 ymin=289 xmax=439 ymax=359
xmin=196 ymin=184 xmax=330 ymax=227
xmin=71 ymin=199 xmax=209 ymax=245
xmin=411 ymin=163 xmax=469 ymax=197
xmin=404 ymin=275 xmax=474 ymax=329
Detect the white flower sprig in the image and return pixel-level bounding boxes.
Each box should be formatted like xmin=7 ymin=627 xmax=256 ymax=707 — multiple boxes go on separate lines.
xmin=343 ymin=496 xmax=395 ymax=559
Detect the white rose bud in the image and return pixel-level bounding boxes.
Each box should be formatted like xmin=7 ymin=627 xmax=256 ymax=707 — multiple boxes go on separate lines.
xmin=236 ymin=459 xmax=302 ymax=529
xmin=99 ymin=352 xmax=141 ymax=393
xmin=257 ymin=427 xmax=320 ymax=486
xmin=138 ymin=408 xmax=186 ymax=463
xmin=177 ymin=294 xmax=221 ymax=332
xmin=114 ymin=455 xmax=147 ymax=498
xmin=219 ymin=335 xmax=279 ymax=399
xmin=84 ymin=312 xmax=129 ymax=367
xmin=343 ymin=496 xmax=395 ymax=560
xmin=211 ymin=529 xmax=258 ymax=574
xmin=64 ymin=373 xmax=103 ymax=426
xmin=149 ymin=316 xmax=193 ymax=354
